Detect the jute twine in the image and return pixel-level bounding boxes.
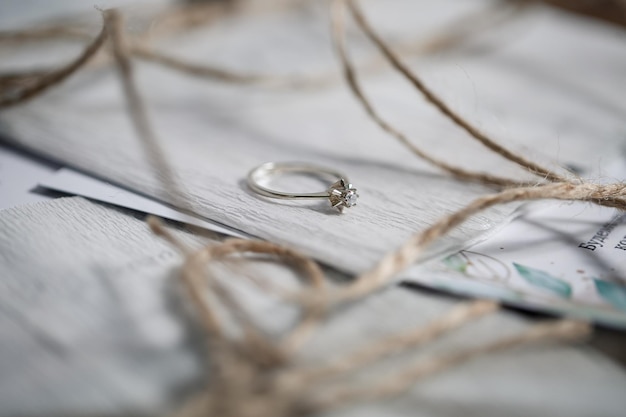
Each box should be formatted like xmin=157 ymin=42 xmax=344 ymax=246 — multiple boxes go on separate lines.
xmin=0 ymin=0 xmax=527 ymax=96
xmin=2 ymin=1 xmax=624 ymax=416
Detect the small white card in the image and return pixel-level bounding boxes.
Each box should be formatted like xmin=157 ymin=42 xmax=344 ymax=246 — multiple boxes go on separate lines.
xmin=39 ymin=168 xmax=249 ymax=238
xmin=410 ymin=162 xmax=626 ymax=329
xmin=0 ymin=143 xmax=57 ymax=210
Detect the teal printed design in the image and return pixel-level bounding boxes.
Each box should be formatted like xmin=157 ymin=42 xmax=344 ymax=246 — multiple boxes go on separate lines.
xmin=442 ymin=254 xmax=467 ymax=273
xmin=513 ymin=263 xmax=572 ymax=298
xmin=594 ymin=279 xmax=626 ymax=312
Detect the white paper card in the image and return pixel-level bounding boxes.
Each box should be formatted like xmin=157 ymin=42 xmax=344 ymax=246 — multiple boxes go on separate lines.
xmin=410 ymin=161 xmax=626 ymax=328
xmin=0 ymin=143 xmax=57 ymax=210
xmin=39 ymin=168 xmax=249 ymax=238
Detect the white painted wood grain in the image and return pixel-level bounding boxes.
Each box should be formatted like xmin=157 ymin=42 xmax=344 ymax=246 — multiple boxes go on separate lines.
xmin=0 ymin=1 xmax=624 ymax=276
xmin=0 ymin=197 xmax=625 ymax=416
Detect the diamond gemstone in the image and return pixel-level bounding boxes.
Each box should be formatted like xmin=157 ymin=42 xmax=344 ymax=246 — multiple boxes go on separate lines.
xmin=344 ymin=190 xmax=358 ymax=207
xmin=328 ymin=178 xmax=358 ymax=211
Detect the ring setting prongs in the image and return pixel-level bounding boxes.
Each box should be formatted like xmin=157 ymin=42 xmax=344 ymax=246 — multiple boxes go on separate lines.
xmin=328 ymin=179 xmax=358 ymax=212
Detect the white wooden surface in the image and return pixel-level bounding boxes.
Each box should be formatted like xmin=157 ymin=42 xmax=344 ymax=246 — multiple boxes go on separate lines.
xmin=1 ymin=1 xmax=625 ymax=276
xmin=0 ymin=197 xmax=625 ymax=416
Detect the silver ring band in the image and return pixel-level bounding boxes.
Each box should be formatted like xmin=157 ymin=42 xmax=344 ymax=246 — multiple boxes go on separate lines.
xmin=247 ymin=162 xmax=358 ymax=211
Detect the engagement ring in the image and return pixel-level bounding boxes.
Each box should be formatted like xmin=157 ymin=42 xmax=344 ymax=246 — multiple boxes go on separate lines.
xmin=247 ymin=162 xmax=359 ymax=212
